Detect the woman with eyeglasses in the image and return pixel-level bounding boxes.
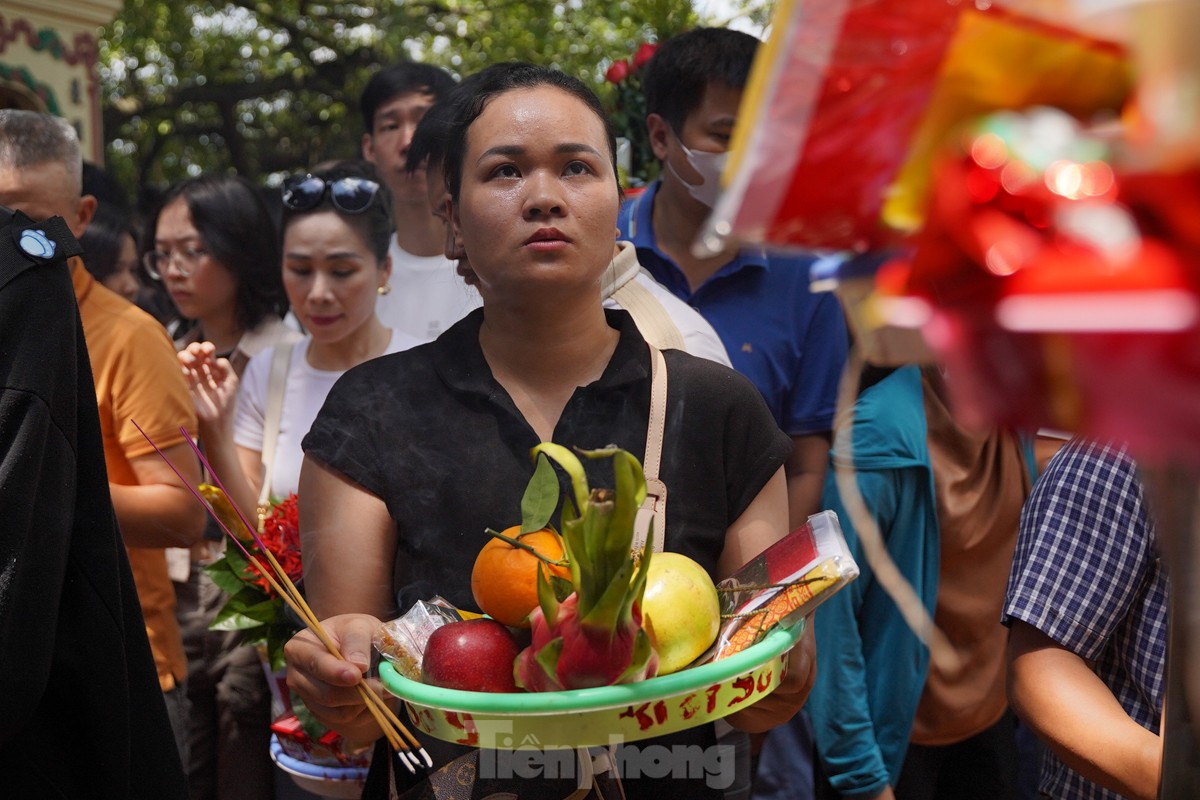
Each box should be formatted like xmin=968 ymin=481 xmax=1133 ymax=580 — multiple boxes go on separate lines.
xmin=142 ymin=173 xmax=295 ymax=800
xmin=283 ymin=65 xmax=815 ymax=800
xmin=146 ymin=174 xmax=292 ymax=369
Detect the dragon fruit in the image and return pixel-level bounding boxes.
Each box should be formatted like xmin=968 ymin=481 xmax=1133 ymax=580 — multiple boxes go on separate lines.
xmin=513 ymin=443 xmax=658 ymax=691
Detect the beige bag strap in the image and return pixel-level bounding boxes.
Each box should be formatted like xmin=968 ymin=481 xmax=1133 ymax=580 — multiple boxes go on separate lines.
xmin=257 ymin=340 xmax=295 ymax=528
xmin=633 ymin=345 xmax=668 ymax=555
xmin=610 ymin=277 xmax=687 ymax=353
xmin=605 ymin=243 xmax=686 ymax=353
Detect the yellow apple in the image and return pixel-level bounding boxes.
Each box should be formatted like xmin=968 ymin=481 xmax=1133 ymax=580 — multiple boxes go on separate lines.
xmin=640 ymin=552 xmax=721 ymax=675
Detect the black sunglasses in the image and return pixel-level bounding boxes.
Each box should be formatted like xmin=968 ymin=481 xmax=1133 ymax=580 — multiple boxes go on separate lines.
xmin=281 ymin=174 xmax=381 ymax=214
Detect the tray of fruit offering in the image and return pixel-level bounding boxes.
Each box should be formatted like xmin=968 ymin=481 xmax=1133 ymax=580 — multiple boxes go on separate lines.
xmin=378 ymin=445 xmax=856 ymax=750
xmin=379 ymin=615 xmax=805 ymax=749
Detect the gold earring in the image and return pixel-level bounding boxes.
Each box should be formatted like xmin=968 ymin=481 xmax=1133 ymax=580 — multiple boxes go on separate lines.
xmin=378 ymin=283 xmax=391 ymax=296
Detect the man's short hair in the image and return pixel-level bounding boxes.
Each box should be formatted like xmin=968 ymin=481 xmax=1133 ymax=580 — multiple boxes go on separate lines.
xmin=642 ymin=27 xmax=760 ymax=135
xmin=0 ymin=110 xmax=83 ymax=197
xmin=359 ymin=63 xmax=457 ymax=133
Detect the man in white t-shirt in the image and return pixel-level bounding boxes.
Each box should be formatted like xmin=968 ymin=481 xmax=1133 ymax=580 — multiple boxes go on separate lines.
xmin=360 ymin=63 xmax=480 ymax=342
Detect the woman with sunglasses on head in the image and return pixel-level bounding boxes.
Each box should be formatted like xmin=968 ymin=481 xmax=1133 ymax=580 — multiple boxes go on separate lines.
xmin=284 ymin=65 xmax=815 ymax=800
xmin=182 ymin=159 xmax=421 ymax=534
xmin=177 ymin=160 xmax=419 ymax=799
xmin=144 ymin=174 xmax=295 ymax=800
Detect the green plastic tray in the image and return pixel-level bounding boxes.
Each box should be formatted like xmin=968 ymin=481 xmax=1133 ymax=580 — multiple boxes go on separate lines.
xmin=380 ymin=618 xmax=805 ymax=749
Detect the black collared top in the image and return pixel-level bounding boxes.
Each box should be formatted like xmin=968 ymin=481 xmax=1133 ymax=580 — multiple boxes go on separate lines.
xmin=305 ymin=307 xmax=791 ymax=617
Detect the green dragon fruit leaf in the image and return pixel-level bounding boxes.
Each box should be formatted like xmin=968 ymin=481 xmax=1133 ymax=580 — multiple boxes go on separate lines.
xmin=613 ymin=628 xmax=656 ymax=685
xmin=534 ymin=636 xmax=564 ymax=683
xmin=535 ymin=560 xmax=561 ymax=627
xmin=530 ymin=443 xmax=589 ymax=521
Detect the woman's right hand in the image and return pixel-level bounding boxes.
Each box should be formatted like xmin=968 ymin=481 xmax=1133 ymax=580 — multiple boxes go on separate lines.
xmin=284 ymin=613 xmax=386 ymax=742
xmin=178 ymin=341 xmax=238 ymax=432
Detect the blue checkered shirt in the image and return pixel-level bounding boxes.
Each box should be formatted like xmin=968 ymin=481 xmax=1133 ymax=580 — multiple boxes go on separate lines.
xmin=1003 ymin=439 xmax=1167 ymax=800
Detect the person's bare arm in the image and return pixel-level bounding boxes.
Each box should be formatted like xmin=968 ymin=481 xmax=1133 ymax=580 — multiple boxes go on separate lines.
xmin=1008 ymin=620 xmax=1162 ymax=800
xmin=785 ymin=433 xmax=831 ymax=532
xmin=284 ymin=456 xmax=398 ymax=743
xmin=717 ymin=468 xmax=816 ymax=732
xmin=110 ymin=442 xmax=205 ymax=547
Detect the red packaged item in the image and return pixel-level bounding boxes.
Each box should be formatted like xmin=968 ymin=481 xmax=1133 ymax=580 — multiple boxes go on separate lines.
xmin=700 ymin=511 xmax=857 ymax=663
xmin=270 ymin=713 xmax=372 ymax=769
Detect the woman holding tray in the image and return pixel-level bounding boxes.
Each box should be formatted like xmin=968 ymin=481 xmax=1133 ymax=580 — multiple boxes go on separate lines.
xmin=285 ymin=64 xmax=814 ymax=799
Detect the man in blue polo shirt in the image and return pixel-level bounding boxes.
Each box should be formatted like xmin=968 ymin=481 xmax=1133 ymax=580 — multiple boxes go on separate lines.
xmin=618 ymin=28 xmax=847 ymax=800
xmin=618 ymin=27 xmax=848 ymax=533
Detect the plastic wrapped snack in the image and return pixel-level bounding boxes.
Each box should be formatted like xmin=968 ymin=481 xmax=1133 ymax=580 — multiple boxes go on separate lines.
xmin=373 ymin=598 xmax=463 ymax=680
xmin=701 ymin=510 xmax=859 ymax=663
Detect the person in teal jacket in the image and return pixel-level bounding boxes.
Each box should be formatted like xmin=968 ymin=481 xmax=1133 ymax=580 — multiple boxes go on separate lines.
xmin=797 ymin=363 xmax=1036 ymax=800
xmin=807 ymin=365 xmax=939 ymax=798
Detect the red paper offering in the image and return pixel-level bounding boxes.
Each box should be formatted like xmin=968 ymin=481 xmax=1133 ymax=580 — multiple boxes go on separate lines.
xmin=709 ymin=0 xmax=1129 ymax=252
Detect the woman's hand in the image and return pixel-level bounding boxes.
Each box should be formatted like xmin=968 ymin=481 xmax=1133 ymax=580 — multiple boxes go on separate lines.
xmin=284 ymin=613 xmax=386 ymax=743
xmin=725 ymin=619 xmax=816 ymax=734
xmin=178 ymin=341 xmax=238 ymax=433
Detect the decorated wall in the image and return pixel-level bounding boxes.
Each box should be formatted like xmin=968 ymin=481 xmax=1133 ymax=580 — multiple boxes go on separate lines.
xmin=1 ymin=1 xmax=123 ymax=163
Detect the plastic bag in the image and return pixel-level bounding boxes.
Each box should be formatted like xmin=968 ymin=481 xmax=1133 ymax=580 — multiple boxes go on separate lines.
xmin=373 ymin=598 xmax=463 ymax=680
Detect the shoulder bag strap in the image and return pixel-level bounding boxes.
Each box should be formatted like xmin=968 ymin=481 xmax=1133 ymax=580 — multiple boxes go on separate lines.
xmin=633 ymin=344 xmax=668 ymax=554
xmin=257 ymin=340 xmax=295 ymax=529
xmin=610 ymin=277 xmax=687 ymax=353
xmin=605 ymin=243 xmax=686 ymax=353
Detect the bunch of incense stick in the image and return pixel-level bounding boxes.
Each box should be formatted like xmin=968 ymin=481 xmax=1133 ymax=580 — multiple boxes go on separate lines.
xmin=134 ymin=422 xmax=431 ymax=773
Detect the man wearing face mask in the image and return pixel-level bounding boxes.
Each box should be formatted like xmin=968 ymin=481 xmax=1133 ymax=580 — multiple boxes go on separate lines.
xmin=618 ymin=27 xmax=847 ymax=536
xmin=617 ymin=26 xmax=849 ymax=800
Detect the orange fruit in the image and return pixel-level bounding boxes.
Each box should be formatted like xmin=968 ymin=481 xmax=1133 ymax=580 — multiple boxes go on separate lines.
xmin=471 ymin=526 xmax=571 ymax=627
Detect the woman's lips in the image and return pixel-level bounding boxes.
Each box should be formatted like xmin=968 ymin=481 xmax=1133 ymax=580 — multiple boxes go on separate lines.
xmin=307 ymin=314 xmax=342 ymax=327
xmin=523 ymin=228 xmax=571 ymax=251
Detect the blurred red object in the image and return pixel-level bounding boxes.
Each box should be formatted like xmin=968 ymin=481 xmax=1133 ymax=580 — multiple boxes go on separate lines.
xmin=896 ymin=108 xmax=1200 ymax=464
xmin=707 ymin=0 xmax=1129 ymax=253
xmin=271 ymin=713 xmax=372 ymax=768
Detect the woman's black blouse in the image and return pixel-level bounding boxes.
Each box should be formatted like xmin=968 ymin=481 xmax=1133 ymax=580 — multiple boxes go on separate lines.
xmin=305 ymin=308 xmax=791 ymax=616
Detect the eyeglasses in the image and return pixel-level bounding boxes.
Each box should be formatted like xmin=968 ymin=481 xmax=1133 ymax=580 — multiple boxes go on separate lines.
xmin=142 ymin=245 xmax=208 ymax=280
xmin=281 ymin=174 xmax=382 ymax=215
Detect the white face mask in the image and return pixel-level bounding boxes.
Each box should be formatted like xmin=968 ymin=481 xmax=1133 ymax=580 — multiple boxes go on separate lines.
xmin=666 ymin=133 xmax=729 ymax=208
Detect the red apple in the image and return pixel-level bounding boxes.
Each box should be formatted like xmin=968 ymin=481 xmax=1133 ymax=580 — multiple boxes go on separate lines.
xmin=421 ymin=619 xmax=521 ymax=693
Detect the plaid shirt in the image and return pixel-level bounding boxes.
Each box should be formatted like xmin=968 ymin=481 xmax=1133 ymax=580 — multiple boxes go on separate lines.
xmin=1003 ymin=439 xmax=1167 ymax=800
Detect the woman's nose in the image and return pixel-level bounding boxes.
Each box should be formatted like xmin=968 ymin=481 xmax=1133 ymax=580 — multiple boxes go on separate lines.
xmin=308 ymin=272 xmax=335 ymax=302
xmin=523 ymin=171 xmax=565 ymax=219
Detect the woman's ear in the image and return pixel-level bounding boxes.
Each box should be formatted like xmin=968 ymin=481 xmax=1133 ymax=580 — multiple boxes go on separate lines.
xmin=446 ymin=197 xmax=466 ymax=258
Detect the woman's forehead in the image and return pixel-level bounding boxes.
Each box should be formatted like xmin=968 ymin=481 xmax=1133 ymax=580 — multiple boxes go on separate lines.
xmin=469 ymin=86 xmax=606 ymax=150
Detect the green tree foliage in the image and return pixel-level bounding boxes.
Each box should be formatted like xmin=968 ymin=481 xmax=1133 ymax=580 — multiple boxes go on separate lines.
xmin=100 ymin=0 xmax=778 ymax=200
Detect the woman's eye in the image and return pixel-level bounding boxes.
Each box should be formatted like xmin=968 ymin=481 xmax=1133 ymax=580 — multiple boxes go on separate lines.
xmin=564 ymin=161 xmax=592 ymax=176
xmin=332 ymin=270 xmax=355 ymax=278
xmin=491 ymin=164 xmax=520 ymax=179
xmin=286 ymin=266 xmax=311 ymax=277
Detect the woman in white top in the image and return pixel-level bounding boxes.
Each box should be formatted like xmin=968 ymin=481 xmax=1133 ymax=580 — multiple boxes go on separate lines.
xmin=181 ymin=159 xmax=421 ymax=521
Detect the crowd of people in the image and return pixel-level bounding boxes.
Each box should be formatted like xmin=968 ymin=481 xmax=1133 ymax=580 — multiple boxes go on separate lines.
xmin=0 ymin=22 xmax=1168 ymax=800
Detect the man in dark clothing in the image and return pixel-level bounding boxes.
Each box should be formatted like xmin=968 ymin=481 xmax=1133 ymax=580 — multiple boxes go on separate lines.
xmin=0 ymin=205 xmax=187 ymax=799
